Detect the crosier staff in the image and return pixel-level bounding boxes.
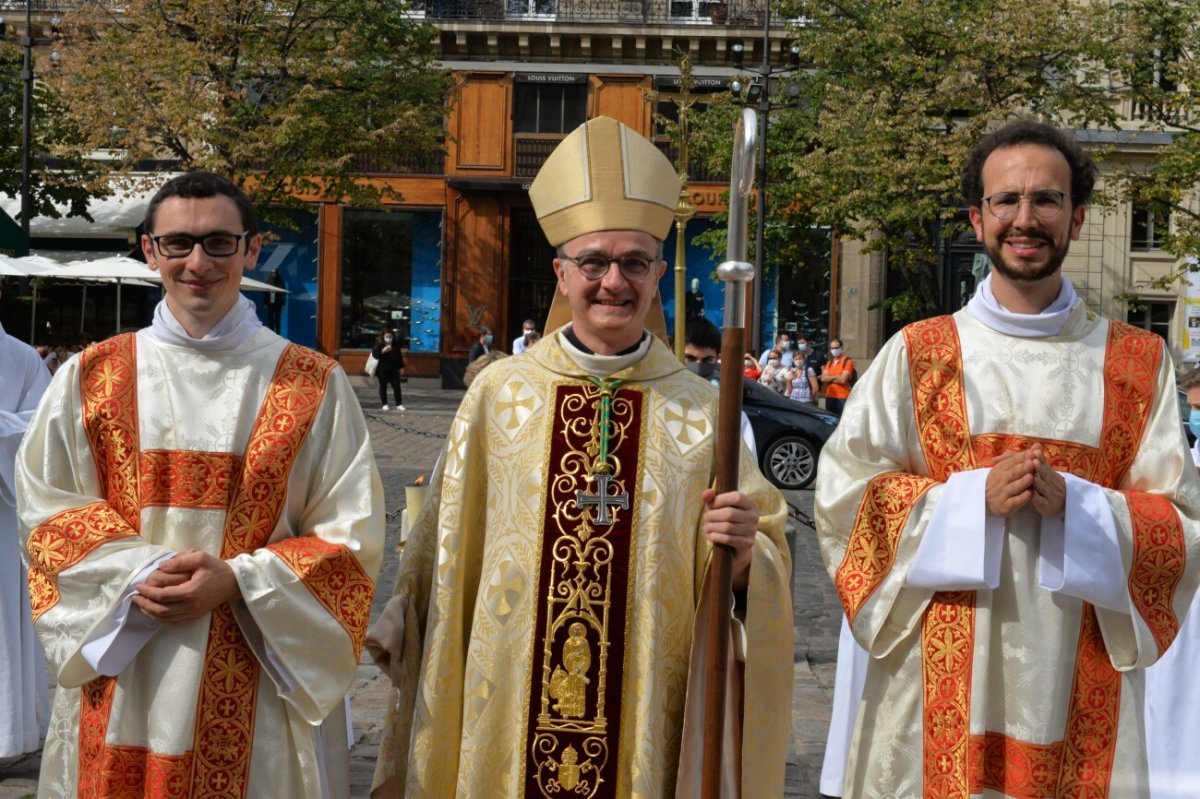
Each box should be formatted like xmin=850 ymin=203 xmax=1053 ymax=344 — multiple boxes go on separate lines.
xmin=700 ymin=107 xmax=758 ymax=799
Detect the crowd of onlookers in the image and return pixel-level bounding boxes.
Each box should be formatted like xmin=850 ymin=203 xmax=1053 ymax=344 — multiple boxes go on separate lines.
xmin=743 ymin=331 xmax=854 ymax=413
xmin=32 ymin=332 xmax=93 ymax=376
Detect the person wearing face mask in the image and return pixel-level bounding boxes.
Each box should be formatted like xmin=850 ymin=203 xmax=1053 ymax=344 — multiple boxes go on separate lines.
xmin=468 ymin=326 xmax=493 ymax=364
xmin=818 ymin=337 xmax=854 ymax=414
xmin=786 ymin=358 xmax=818 ymax=405
xmin=758 ymin=333 xmax=794 ymax=369
xmin=373 ymin=327 xmax=406 ymax=411
xmin=512 ymin=319 xmax=538 ymax=355
xmin=743 ymin=350 xmax=761 ymax=380
xmin=758 ymin=349 xmax=789 ymax=395
xmin=1183 ymin=368 xmax=1200 ymax=472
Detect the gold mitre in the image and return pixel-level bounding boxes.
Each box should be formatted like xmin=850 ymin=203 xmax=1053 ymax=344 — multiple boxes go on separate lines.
xmin=529 ymin=116 xmax=681 ymax=246
xmin=532 ymin=117 xmax=679 ymax=342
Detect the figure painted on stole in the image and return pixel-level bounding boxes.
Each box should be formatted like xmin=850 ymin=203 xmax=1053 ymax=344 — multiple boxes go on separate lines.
xmin=366 ymin=116 xmax=794 ymax=798
xmin=814 ymin=120 xmax=1200 ymax=798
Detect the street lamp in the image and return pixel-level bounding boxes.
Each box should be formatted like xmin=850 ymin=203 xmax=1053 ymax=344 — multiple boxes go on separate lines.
xmin=729 ymin=12 xmax=801 ymax=349
xmin=18 ymin=6 xmax=60 ymax=242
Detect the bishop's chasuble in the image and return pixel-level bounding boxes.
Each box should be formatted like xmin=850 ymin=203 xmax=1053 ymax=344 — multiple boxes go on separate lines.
xmin=16 ymin=326 xmax=385 ymax=798
xmin=369 ymin=331 xmax=794 ymax=798
xmin=815 ymin=303 xmax=1200 ymax=798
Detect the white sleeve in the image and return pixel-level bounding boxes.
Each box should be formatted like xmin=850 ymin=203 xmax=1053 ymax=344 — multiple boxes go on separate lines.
xmin=80 ymin=554 xmax=173 ymax=676
xmin=906 ymin=469 xmax=1003 ymax=590
xmin=1039 ymin=473 xmax=1127 ymax=613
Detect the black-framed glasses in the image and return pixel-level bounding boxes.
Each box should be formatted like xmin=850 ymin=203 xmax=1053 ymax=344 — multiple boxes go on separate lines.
xmin=147 ymin=231 xmax=250 ymax=259
xmin=981 ymin=190 xmax=1068 ymax=221
xmin=559 ymin=253 xmax=658 ymax=281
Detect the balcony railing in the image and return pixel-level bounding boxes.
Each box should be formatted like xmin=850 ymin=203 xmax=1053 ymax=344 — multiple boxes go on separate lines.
xmin=352 ymin=145 xmax=445 ymax=176
xmin=421 ymin=0 xmax=772 ymax=25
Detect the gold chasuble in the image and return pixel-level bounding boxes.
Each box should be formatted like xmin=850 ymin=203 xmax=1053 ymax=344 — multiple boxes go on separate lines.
xmin=16 ymin=328 xmax=384 ymax=799
xmin=815 ymin=305 xmax=1200 ymax=799
xmin=369 ymin=331 xmax=794 ymax=798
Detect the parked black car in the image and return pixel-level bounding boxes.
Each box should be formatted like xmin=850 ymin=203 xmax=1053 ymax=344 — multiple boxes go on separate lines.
xmin=741 ymin=378 xmax=839 ymax=490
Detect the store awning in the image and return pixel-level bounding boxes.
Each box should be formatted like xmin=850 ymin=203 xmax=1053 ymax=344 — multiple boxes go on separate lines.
xmin=0 ymin=181 xmax=172 ymax=241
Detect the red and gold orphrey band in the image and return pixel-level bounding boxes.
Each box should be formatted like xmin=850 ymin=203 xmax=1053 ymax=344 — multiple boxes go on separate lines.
xmin=888 ymin=316 xmax=1171 ymax=798
xmin=523 ymin=382 xmax=644 ymax=799
xmin=68 ymin=336 xmax=339 ymax=798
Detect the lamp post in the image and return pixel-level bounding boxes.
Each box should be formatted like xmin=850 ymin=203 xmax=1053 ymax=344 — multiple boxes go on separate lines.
xmin=729 ymin=7 xmax=800 ymax=352
xmin=17 ymin=6 xmax=59 ymax=243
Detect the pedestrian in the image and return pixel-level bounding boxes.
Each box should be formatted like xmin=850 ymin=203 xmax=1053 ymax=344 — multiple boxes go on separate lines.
xmin=743 ymin=350 xmax=761 ymax=379
xmin=817 ymin=337 xmax=853 ymax=413
xmin=814 ymin=120 xmax=1200 ymax=797
xmin=468 ymin=326 xmax=493 ymax=363
xmin=758 ymin=332 xmax=794 ymax=368
xmin=16 ymin=171 xmax=385 ymax=798
xmin=511 ymin=318 xmax=537 ymax=354
xmin=758 ymin=347 xmax=789 ymax=394
xmin=0 ymin=288 xmax=51 ymax=763
xmin=367 ymin=116 xmax=793 ymax=798
xmin=373 ymin=327 xmax=406 ymax=411
xmin=682 ymin=315 xmax=720 ymax=385
xmin=785 ymin=359 xmax=818 ymax=404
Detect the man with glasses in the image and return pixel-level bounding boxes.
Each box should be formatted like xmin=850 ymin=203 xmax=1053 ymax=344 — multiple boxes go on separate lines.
xmin=368 ymin=117 xmax=793 ymax=797
xmin=16 ymin=171 xmax=384 ymax=797
xmin=815 ymin=120 xmax=1200 ymax=797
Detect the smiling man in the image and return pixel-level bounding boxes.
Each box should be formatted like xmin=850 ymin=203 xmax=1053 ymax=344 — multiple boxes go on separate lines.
xmin=368 ymin=116 xmax=793 ymax=798
xmin=16 ymin=172 xmax=384 ymax=798
xmin=815 ymin=121 xmax=1200 ymax=797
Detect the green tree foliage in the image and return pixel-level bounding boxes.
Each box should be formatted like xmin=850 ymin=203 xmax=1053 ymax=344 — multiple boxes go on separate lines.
xmin=693 ymin=0 xmax=1118 ymax=320
xmin=1103 ymin=0 xmax=1200 ymax=289
xmin=49 ymin=0 xmax=449 ymax=217
xmin=0 ymin=41 xmax=105 ymax=229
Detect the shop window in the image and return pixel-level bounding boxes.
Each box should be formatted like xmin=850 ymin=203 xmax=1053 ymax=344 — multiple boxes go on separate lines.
xmin=1131 ymin=202 xmax=1170 ymax=251
xmin=514 ymin=83 xmax=586 ymax=134
xmin=507 ymin=0 xmax=554 ymax=16
xmin=340 ymin=209 xmax=442 ymax=353
xmin=1127 ymin=300 xmax=1173 ymax=342
xmin=247 ymin=207 xmax=319 ymax=348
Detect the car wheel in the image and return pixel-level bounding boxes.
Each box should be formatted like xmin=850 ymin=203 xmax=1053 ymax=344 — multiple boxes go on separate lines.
xmin=761 ymin=435 xmax=818 ymax=490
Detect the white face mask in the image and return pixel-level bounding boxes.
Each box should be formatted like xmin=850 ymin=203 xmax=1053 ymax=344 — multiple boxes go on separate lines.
xmin=768 ymin=358 xmax=781 ymax=367
xmin=384 ymin=336 xmax=394 ymax=344
xmin=830 ymin=348 xmax=842 ymax=357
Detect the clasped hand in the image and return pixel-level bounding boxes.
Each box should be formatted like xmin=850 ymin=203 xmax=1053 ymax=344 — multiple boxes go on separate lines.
xmin=701 ymin=489 xmax=758 ymax=590
xmin=984 ymin=445 xmax=1065 ymax=518
xmin=132 ymin=548 xmax=241 ymax=624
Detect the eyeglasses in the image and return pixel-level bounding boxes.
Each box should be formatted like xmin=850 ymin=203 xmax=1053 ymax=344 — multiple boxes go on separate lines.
xmin=559 ymin=253 xmax=657 ymax=282
xmin=981 ymin=190 xmax=1068 ymax=221
xmin=147 ymin=231 xmax=250 ymax=259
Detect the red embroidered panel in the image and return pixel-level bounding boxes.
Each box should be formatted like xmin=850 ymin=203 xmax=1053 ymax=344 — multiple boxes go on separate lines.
xmin=139 ymin=450 xmax=241 ymax=510
xmin=78 ymin=676 xmax=117 ymax=798
xmin=1056 ymin=606 xmax=1121 ymax=797
xmin=921 ymin=590 xmax=976 ymax=799
xmin=835 ymin=472 xmax=937 ymax=625
xmin=904 ymin=315 xmax=975 ymax=482
xmin=95 ymin=745 xmax=192 ymax=798
xmin=968 ymin=732 xmax=1063 ymax=798
xmin=187 ymin=344 xmax=336 ymax=799
xmin=1093 ymin=322 xmax=1161 ymax=490
xmin=26 ymin=502 xmax=138 ymax=621
xmin=268 ymin=536 xmax=375 ymax=658
xmin=80 ymin=334 xmax=141 ymax=531
xmin=1124 ymin=491 xmax=1185 ymax=654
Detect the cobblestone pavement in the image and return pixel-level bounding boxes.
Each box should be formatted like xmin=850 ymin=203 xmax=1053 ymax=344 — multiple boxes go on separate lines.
xmin=1 ymin=375 xmax=842 ymax=798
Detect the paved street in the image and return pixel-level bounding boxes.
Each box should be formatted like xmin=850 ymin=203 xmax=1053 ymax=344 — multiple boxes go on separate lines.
xmin=1 ymin=375 xmax=842 ymax=798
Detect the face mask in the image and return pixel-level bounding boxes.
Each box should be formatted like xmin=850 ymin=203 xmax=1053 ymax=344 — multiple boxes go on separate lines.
xmin=779 ymin=341 xmax=791 ymax=351
xmin=384 ymin=336 xmax=393 ymax=344
xmin=796 ymin=343 xmax=809 ymax=353
xmin=830 ymin=348 xmax=843 ymax=357
xmin=1190 ymin=409 xmax=1200 ymax=440
xmin=687 ymin=362 xmax=717 ymax=379
xmin=744 ymin=359 xmax=755 ymax=368
xmin=768 ymin=358 xmax=781 ymax=367
xmin=524 ymin=329 xmax=535 ymax=336
xmin=484 ymin=335 xmax=493 ymax=344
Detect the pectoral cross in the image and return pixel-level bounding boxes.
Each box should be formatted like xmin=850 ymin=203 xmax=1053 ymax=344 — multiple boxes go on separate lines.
xmin=576 ymin=474 xmax=629 ymax=526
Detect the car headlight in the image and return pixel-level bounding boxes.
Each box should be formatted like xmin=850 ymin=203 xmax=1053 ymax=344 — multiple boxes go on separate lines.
xmin=815 ymin=413 xmax=839 ymax=426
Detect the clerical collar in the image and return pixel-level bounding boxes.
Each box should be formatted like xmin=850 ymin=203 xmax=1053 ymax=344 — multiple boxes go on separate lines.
xmin=965 ymin=272 xmax=1077 ymax=339
xmin=559 ymin=325 xmax=652 ymax=376
xmin=147 ymin=295 xmax=264 ymax=351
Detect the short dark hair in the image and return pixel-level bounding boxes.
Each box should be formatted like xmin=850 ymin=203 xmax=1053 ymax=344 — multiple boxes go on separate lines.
xmin=145 ymin=171 xmax=258 ymax=236
xmin=961 ymin=120 xmax=1097 ymax=208
xmin=685 ymin=316 xmax=721 ymax=352
xmin=1182 ymin=367 xmax=1200 ymax=392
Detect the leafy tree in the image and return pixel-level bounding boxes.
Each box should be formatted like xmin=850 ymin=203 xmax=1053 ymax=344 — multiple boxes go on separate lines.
xmin=1102 ymin=0 xmax=1200 ymax=292
xmin=49 ymin=0 xmax=450 ymax=217
xmin=692 ymin=0 xmax=1119 ymax=321
xmin=0 ymin=41 xmax=105 ymax=231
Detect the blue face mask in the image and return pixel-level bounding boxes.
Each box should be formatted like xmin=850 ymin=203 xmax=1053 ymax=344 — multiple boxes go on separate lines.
xmin=1190 ymin=409 xmax=1200 ymax=440
xmin=484 ymin=334 xmax=493 ymax=344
